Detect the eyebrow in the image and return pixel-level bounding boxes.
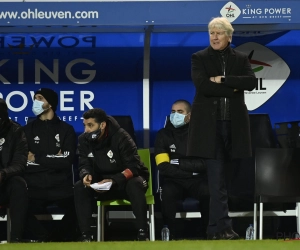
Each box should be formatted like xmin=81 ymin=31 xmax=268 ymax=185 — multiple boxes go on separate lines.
xmin=84 ymin=122 xmax=94 ymax=126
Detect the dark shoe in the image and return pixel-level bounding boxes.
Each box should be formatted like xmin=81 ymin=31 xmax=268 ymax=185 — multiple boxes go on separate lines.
xmin=207 ymin=227 xmax=239 ymax=240
xmin=169 ymin=234 xmax=176 ymax=241
xmin=218 ymin=227 xmax=239 ymax=240
xmin=78 ymin=234 xmax=93 ymax=242
xmin=136 ymin=229 xmax=149 ymax=241
xmin=10 ymin=238 xmax=24 ymax=243
xmin=207 ymin=233 xmax=218 ymax=240
xmin=10 ymin=238 xmax=41 ymax=243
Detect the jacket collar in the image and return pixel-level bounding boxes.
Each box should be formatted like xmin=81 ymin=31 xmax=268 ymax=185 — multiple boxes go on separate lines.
xmin=208 ymin=45 xmax=236 ymax=75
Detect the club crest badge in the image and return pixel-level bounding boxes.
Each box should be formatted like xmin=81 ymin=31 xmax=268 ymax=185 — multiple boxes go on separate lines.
xmin=55 ymin=134 xmax=60 ymax=147
xmin=0 ymin=138 xmax=5 ymax=146
xmin=107 ymin=150 xmax=113 ymax=158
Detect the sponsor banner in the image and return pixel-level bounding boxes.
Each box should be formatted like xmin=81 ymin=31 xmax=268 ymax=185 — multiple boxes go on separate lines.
xmin=0 ymin=1 xmax=298 ymax=26
xmin=236 ymin=42 xmax=290 ymax=111
xmin=0 ymin=33 xmax=145 ymax=140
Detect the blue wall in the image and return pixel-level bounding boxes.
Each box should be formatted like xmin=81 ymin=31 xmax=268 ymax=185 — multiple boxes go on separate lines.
xmin=1 ymin=31 xmax=300 ymax=147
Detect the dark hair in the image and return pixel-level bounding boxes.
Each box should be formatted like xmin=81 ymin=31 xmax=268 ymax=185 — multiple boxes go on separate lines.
xmin=173 ymin=99 xmax=191 ymax=113
xmin=83 ymin=108 xmax=107 ymax=124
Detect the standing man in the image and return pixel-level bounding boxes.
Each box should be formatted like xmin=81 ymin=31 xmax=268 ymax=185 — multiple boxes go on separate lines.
xmin=0 ymin=98 xmax=28 ymax=242
xmin=23 ymin=88 xmax=78 ymax=242
xmin=187 ymin=17 xmax=257 ymax=240
xmin=154 ymin=100 xmax=209 ymax=239
xmin=74 ymin=108 xmax=149 ymax=241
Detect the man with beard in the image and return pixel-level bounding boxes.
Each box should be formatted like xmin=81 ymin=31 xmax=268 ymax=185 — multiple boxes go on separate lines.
xmin=74 ymin=108 xmax=149 ymax=241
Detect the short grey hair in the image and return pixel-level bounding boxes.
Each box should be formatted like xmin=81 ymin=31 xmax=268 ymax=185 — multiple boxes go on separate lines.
xmin=208 ymin=17 xmax=234 ymax=37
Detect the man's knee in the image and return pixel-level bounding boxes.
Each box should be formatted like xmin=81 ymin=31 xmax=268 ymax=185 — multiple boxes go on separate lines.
xmin=125 ymin=177 xmax=146 ymax=194
xmin=74 ymin=180 xmax=85 ymax=192
xmin=162 ymin=184 xmax=178 ymax=199
xmin=7 ymin=176 xmax=27 ymax=193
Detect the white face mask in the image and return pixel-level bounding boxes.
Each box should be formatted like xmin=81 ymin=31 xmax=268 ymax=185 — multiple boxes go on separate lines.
xmin=170 ymin=112 xmax=186 ymax=128
xmin=32 ymin=100 xmax=45 ymax=116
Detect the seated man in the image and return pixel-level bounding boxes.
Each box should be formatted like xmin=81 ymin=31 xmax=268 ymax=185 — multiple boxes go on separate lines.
xmin=0 ymin=98 xmax=28 ymax=242
xmin=74 ymin=108 xmax=149 ymax=241
xmin=23 ymin=88 xmax=78 ymax=242
xmin=154 ymin=99 xmax=209 ymax=239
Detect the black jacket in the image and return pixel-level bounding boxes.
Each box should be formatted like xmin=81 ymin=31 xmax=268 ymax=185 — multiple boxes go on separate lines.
xmin=187 ymin=46 xmax=257 ymax=159
xmin=77 ymin=116 xmax=149 ymax=187
xmin=0 ymin=120 xmax=28 ymax=182
xmin=154 ymin=121 xmax=206 ymax=179
xmin=23 ymin=115 xmax=76 ymax=199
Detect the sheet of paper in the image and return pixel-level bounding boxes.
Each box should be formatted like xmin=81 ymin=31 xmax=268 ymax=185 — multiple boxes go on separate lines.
xmin=90 ymin=182 xmax=112 ymax=191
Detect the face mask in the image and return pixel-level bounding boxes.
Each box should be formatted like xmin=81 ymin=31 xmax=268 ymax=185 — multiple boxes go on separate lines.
xmin=32 ymin=100 xmax=45 ymax=116
xmin=84 ymin=128 xmax=101 ymax=142
xmin=170 ymin=112 xmax=186 ymax=128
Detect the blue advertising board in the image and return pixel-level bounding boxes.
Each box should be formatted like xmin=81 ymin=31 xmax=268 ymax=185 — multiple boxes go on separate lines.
xmin=0 ymin=1 xmax=299 ymax=27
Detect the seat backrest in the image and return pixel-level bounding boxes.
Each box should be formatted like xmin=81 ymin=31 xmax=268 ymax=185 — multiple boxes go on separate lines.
xmin=274 ymin=121 xmax=300 ymax=148
xmin=228 ymin=114 xmax=277 ymax=200
xmin=113 ymin=115 xmax=137 ymax=146
xmin=255 ymin=148 xmax=300 ymax=198
xmin=137 ymin=148 xmax=153 ymax=197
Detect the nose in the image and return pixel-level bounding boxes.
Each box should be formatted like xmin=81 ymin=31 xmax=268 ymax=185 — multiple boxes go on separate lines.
xmin=84 ymin=127 xmax=90 ymax=133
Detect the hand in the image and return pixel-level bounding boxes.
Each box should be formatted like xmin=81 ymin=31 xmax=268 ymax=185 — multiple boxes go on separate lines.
xmin=56 ymin=149 xmax=62 ymax=156
xmin=28 ymin=151 xmax=35 ymax=162
xmin=170 ymin=159 xmax=179 ymax=165
xmin=209 ymin=76 xmax=222 ymax=84
xmin=234 ymin=89 xmax=239 ymax=92
xmin=83 ymin=174 xmax=92 ymax=187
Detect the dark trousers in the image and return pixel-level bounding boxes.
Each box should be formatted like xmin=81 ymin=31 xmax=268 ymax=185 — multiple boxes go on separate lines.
xmin=25 ymin=195 xmax=78 ymax=241
xmin=161 ymin=177 xmax=209 ymax=237
xmin=206 ymin=120 xmax=232 ymax=235
xmin=0 ymin=176 xmax=28 ymax=240
xmin=74 ymin=176 xmax=148 ymax=235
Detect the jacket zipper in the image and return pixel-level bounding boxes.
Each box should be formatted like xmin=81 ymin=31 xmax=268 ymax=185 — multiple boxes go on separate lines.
xmin=222 ymin=54 xmax=226 ymax=120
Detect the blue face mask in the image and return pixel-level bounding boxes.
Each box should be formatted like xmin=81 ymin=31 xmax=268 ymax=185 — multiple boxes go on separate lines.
xmin=170 ymin=112 xmax=186 ymax=128
xmin=32 ymin=100 xmax=45 ymax=116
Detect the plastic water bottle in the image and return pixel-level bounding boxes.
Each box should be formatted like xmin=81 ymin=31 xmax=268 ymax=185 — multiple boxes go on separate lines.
xmin=161 ymin=225 xmax=170 ymax=241
xmin=245 ymin=224 xmax=254 ymax=240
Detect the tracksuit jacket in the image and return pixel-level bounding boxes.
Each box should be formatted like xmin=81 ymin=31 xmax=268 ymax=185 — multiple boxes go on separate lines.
xmin=77 ymin=116 xmax=149 ymax=187
xmin=23 ymin=115 xmax=76 ymax=199
xmin=0 ymin=121 xmax=28 ymax=180
xmin=154 ymin=122 xmax=206 ymax=180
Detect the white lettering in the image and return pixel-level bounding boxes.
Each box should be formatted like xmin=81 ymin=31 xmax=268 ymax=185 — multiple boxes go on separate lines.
xmin=60 ymin=91 xmax=74 ymax=111
xmin=5 ymin=91 xmax=28 ymax=112
xmin=0 ymin=90 xmax=93 ymax=112
xmin=80 ymin=91 xmax=94 ymax=111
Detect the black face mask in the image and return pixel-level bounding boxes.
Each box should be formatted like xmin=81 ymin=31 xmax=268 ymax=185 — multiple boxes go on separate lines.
xmin=84 ymin=128 xmax=101 ymax=142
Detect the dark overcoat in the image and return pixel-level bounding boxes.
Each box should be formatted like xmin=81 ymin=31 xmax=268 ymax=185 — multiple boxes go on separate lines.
xmin=187 ymin=46 xmax=257 ymax=159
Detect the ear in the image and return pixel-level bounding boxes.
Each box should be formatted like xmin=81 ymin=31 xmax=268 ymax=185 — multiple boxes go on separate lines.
xmin=185 ymin=113 xmax=191 ymax=123
xmin=100 ymin=121 xmax=106 ymax=130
